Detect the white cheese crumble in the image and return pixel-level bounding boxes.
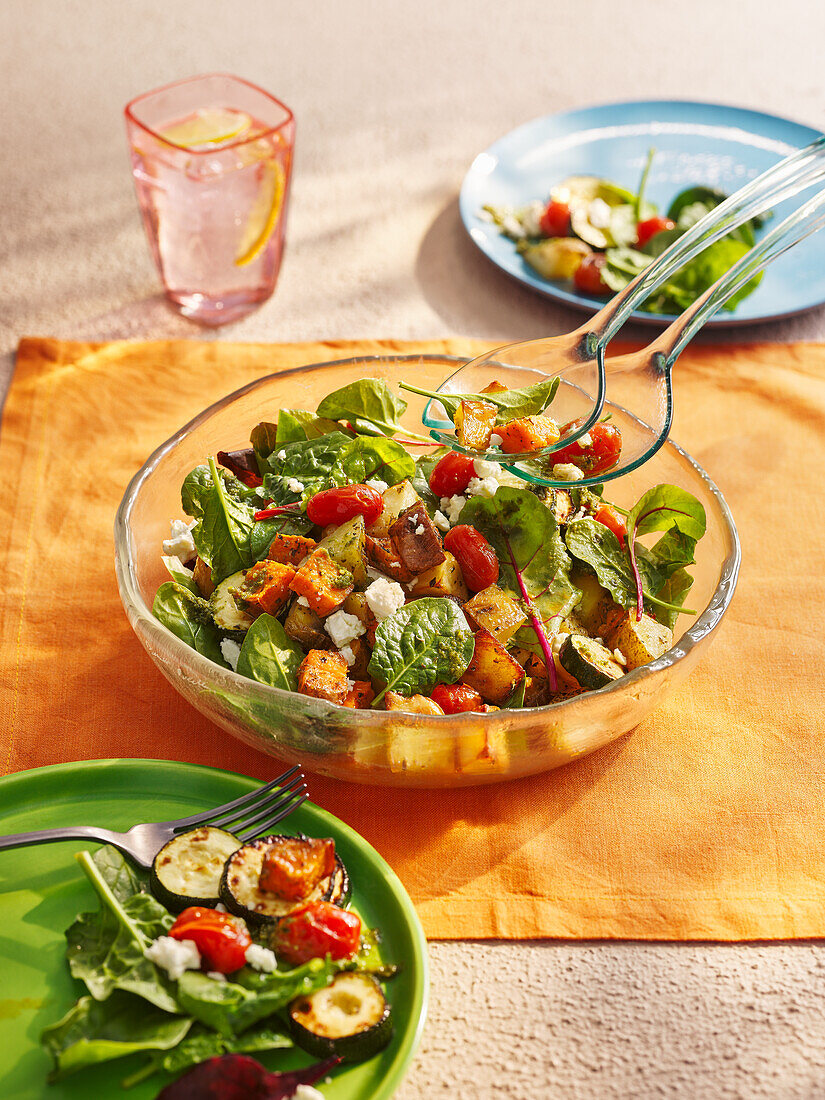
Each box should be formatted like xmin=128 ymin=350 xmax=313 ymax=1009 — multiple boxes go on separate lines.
xmin=324 ymin=610 xmax=365 ymax=648
xmin=613 ymin=649 xmax=627 ymax=667
xmin=366 ymin=479 xmax=389 ymax=493
xmin=414 ymin=523 xmax=425 ymax=535
xmin=339 ymin=644 xmax=356 ymax=667
xmin=220 ymin=638 xmax=241 ymax=671
xmin=215 ymin=902 xmax=228 ymax=913
xmin=466 ymin=476 xmax=500 ymax=499
xmin=297 ymin=595 xmax=310 ymax=607
xmin=162 ymin=519 xmax=196 ymax=560
xmin=433 ymin=510 xmax=451 ymax=532
xmin=145 ymin=936 xmax=201 ymax=980
xmin=551 ymin=632 xmax=570 ymax=655
xmin=207 ymin=971 xmax=228 ymax=982
xmin=578 ymin=432 xmax=593 ymax=447
xmin=588 ymin=197 xmax=612 ymax=228
xmin=365 ymin=576 xmax=406 ymax=620
xmin=490 ymin=433 xmax=504 ymax=446
xmin=276 ymin=449 xmax=287 ymax=460
xmin=294 ymin=1087 xmax=326 ymax=1100
xmin=245 ymin=943 xmax=278 ymax=972
xmin=473 ymin=457 xmax=502 ymax=479
xmin=440 ymin=495 xmax=467 ymax=524
xmin=551 ymin=463 xmax=584 ymax=482
xmin=287 ymin=478 xmax=305 ymax=493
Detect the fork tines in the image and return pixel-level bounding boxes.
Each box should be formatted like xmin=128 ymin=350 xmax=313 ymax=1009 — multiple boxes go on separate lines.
xmin=170 ymin=765 xmax=308 ymax=840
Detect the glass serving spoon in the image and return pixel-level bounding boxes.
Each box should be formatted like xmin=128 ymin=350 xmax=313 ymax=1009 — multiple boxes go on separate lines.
xmin=401 ymin=136 xmax=825 ymax=486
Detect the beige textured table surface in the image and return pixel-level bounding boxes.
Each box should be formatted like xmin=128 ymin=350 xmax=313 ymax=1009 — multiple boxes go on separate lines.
xmin=3 ymin=2 xmax=825 ymax=1097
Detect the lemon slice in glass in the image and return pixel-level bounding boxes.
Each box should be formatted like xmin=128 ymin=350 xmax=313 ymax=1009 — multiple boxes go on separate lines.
xmin=159 ymin=108 xmax=252 ymax=148
xmin=235 ymin=158 xmax=286 ymax=267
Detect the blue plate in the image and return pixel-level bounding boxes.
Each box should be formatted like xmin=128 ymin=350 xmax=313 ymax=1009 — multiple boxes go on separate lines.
xmin=459 ymin=99 xmax=825 ymax=327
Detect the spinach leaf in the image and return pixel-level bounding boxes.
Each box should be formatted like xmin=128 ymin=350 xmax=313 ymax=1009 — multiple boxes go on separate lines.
xmin=565 ymin=518 xmax=665 ymax=610
xmin=316 ymin=378 xmax=408 ymax=436
xmin=626 ymin=485 xmax=706 ymax=619
xmin=182 ymin=458 xmax=280 ymax=582
xmin=236 ymin=614 xmax=304 ymax=691
xmin=161 ymin=556 xmax=198 ymax=593
xmin=41 ymin=991 xmax=192 ymax=1082
xmin=152 ymin=582 xmax=227 ymax=667
xmin=274 ymin=409 xmax=348 ymax=444
xmin=411 ymin=451 xmax=446 ymax=513
xmin=331 ymin=434 xmax=416 ymax=486
xmin=368 ymin=597 xmax=475 ymax=702
xmin=263 ymin=431 xmax=414 ymax=504
xmin=400 ymin=377 xmax=560 ymax=425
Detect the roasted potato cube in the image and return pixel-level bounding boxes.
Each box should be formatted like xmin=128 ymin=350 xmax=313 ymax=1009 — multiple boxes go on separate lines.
xmin=315 ymin=516 xmax=368 ymax=587
xmin=297 ymin=649 xmax=350 ymax=704
xmin=390 ymin=502 xmax=446 ymax=574
xmin=267 ymin=533 xmax=317 ymax=566
xmin=259 ymin=836 xmax=335 ymax=900
xmin=238 ymin=561 xmax=296 ymax=615
xmin=284 ymin=599 xmax=329 ymax=651
xmin=407 ymin=551 xmax=468 ymax=601
xmin=342 ymin=680 xmax=376 ymax=709
xmin=463 ymin=584 xmax=527 ymax=643
xmin=460 ymin=628 xmax=526 ymax=704
xmin=365 ymin=534 xmax=414 ymax=582
xmin=384 ymin=691 xmax=445 ymax=716
xmin=342 ymin=591 xmax=379 ymax=646
xmin=497 ymin=415 xmax=560 ymax=455
xmin=368 ymin=480 xmax=421 ymax=537
xmin=290 ymin=549 xmax=354 ymax=617
xmin=603 ymin=611 xmax=673 ymax=670
xmin=193 ymin=557 xmax=215 ymax=598
xmin=455 ymin=399 xmax=497 ymax=451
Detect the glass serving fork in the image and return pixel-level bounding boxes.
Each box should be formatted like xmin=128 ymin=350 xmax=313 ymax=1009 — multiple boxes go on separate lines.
xmin=409 ymin=136 xmax=825 ymax=487
xmin=0 ymin=765 xmax=307 ymax=869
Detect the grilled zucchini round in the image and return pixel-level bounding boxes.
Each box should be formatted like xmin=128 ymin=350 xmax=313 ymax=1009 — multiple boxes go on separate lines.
xmin=288 ymin=972 xmax=392 ymax=1063
xmin=559 ymin=633 xmax=625 ymax=690
xmin=219 ymin=834 xmax=350 ymax=925
xmin=150 ymin=826 xmax=241 ymax=912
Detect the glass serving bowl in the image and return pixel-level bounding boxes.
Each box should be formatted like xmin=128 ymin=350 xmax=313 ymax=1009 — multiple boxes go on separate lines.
xmin=115 ymin=355 xmax=740 ymax=788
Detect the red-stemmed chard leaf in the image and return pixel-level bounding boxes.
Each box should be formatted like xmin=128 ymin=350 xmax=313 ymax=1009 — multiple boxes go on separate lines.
xmin=625 ymin=486 xmax=706 ymax=621
xmin=155 ymin=1053 xmax=342 ymax=1100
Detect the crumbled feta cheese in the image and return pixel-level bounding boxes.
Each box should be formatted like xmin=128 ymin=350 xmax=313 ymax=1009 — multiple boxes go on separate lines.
xmin=346 ymin=677 xmax=355 ymax=691
xmin=215 ymin=902 xmax=228 ymax=913
xmin=207 ymin=971 xmax=228 ymax=982
xmin=500 ymin=211 xmax=526 ymax=238
xmin=365 ymin=577 xmax=406 ymax=621
xmin=245 ymin=943 xmax=278 ymax=972
xmin=287 ymin=478 xmax=305 ymax=493
xmin=297 ymin=596 xmax=310 ymax=607
xmin=588 ymin=197 xmax=612 ymax=228
xmin=440 ymin=495 xmax=467 ymax=524
xmin=366 ymin=479 xmax=388 ymax=493
xmin=520 ymin=199 xmax=546 ymax=237
xmin=276 ymin=449 xmax=287 ymax=460
xmin=162 ymin=519 xmax=196 ymax=560
xmin=578 ymin=432 xmax=593 ymax=447
xmin=145 ymin=936 xmax=201 ymax=980
xmin=473 ymin=457 xmax=502 ymax=479
xmin=613 ymin=649 xmax=627 ymax=667
xmin=324 ymin=610 xmax=365 ymax=648
xmin=466 ymin=476 xmax=499 ymax=499
xmin=433 ymin=510 xmax=451 ymax=532
xmin=551 ymin=632 xmax=570 ymax=655
xmin=294 ymin=1087 xmax=326 ymax=1100
xmin=414 ymin=523 xmax=425 ymax=535
xmin=220 ymin=638 xmax=241 ymax=671
xmin=339 ymin=644 xmax=356 ymax=667
xmin=490 ymin=433 xmax=503 ymax=447
xmin=551 ymin=463 xmax=584 ymax=482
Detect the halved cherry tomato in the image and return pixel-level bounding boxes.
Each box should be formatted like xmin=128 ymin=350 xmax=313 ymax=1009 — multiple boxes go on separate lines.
xmin=539 ymin=200 xmax=571 ymax=238
xmin=443 ymin=525 xmax=499 ymax=591
xmin=306 ymin=485 xmax=383 ymax=527
xmin=553 ymin=417 xmax=622 ymax=476
xmin=573 ymin=253 xmax=610 ymax=296
xmin=169 ymin=906 xmax=251 ymax=974
xmin=428 ymin=451 xmax=477 ymax=498
xmin=593 ymin=503 xmax=627 ymax=546
xmin=431 ymin=683 xmax=485 ymax=714
xmin=636 ymin=216 xmax=675 ymax=250
xmin=270 ymin=900 xmax=361 ymax=965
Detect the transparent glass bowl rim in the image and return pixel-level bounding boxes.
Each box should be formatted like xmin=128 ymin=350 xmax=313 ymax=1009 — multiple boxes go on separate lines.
xmin=123 ymin=71 xmax=295 ymax=156
xmin=114 ymin=354 xmax=742 ymax=725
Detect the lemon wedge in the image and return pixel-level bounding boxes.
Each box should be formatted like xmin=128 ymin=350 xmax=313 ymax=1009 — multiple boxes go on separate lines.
xmin=159 ymin=108 xmax=252 ymax=148
xmin=235 ymin=158 xmax=286 ymax=267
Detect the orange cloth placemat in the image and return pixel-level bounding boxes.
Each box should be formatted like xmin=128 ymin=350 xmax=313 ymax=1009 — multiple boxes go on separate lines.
xmin=2 ymin=336 xmax=825 ymax=941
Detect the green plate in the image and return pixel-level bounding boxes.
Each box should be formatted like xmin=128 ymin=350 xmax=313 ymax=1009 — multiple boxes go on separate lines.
xmin=0 ymin=759 xmax=428 ymax=1100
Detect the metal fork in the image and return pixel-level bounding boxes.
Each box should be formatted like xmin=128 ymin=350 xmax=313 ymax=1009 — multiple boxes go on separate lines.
xmin=0 ymin=765 xmax=307 ymax=869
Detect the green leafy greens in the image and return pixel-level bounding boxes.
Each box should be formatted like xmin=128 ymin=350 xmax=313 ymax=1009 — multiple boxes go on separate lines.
xmin=236 ymin=613 xmax=304 ymax=691
xmin=399 ymin=378 xmax=560 ymax=426
xmin=152 ymin=583 xmax=228 ymax=667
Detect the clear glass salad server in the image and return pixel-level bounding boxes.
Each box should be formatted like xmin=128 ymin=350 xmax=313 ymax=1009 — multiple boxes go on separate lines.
xmin=406 ymin=136 xmax=825 ymax=478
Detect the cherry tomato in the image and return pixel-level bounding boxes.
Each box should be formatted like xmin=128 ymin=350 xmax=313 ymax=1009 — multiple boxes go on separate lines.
xmin=593 ymin=503 xmax=627 ymax=545
xmin=169 ymin=907 xmax=252 ymax=974
xmin=553 ymin=417 xmax=622 ymax=476
xmin=539 ymin=200 xmax=571 ymax=238
xmin=270 ymin=900 xmax=361 ymax=965
xmin=636 ymin=216 xmax=675 ymax=249
xmin=428 ymin=451 xmax=477 ymax=498
xmin=573 ymin=253 xmax=610 ymax=296
xmin=443 ymin=525 xmax=499 ymax=591
xmin=431 ymin=683 xmax=485 ymax=714
xmin=306 ymin=485 xmax=383 ymax=527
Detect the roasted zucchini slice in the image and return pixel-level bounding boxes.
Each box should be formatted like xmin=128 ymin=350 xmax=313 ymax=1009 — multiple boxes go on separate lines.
xmin=220 ymin=834 xmax=350 ymax=925
xmin=150 ymin=826 xmax=240 ymax=912
xmin=558 ymin=634 xmax=625 ymax=690
xmin=288 ymin=972 xmax=393 ymax=1063
xmin=210 ymin=571 xmax=255 ymax=633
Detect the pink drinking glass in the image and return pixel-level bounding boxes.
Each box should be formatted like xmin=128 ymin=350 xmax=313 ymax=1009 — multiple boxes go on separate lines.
xmin=125 ymin=73 xmax=295 ymax=326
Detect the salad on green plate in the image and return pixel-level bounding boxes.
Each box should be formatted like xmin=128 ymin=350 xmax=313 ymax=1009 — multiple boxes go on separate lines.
xmin=153 ymin=375 xmax=707 ymax=712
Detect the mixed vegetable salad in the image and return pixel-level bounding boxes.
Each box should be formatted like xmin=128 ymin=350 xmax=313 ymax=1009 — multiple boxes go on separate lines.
xmin=153 ymin=376 xmax=706 ymax=712
xmin=42 ymin=828 xmax=395 ymax=1096
xmin=482 ymin=149 xmax=769 ymax=314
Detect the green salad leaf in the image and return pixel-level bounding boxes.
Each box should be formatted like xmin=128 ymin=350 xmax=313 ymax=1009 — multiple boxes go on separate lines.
xmin=399 ymin=378 xmax=560 ymax=425
xmin=331 ymin=434 xmax=416 ymax=486
xmin=368 ymin=597 xmax=475 ymax=703
xmin=152 ymin=582 xmax=227 ymax=667
xmin=315 ymin=378 xmax=409 ymax=437
xmin=236 ymin=613 xmax=304 ymax=691
xmin=124 ymin=1025 xmax=293 ymax=1087
xmin=161 ymin=555 xmax=198 ymax=592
